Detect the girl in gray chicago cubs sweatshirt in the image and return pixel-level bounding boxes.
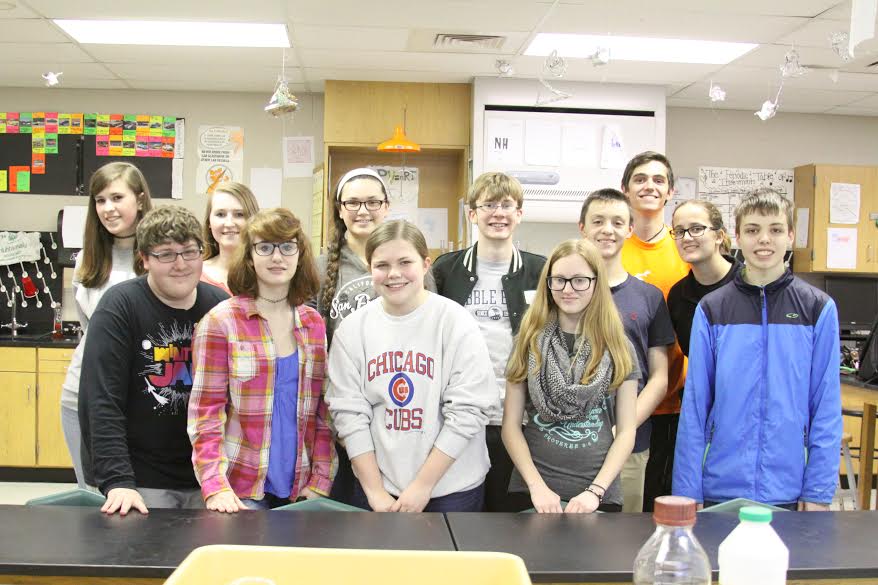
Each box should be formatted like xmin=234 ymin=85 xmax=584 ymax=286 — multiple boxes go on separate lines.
xmin=327 ymin=221 xmax=498 ymax=511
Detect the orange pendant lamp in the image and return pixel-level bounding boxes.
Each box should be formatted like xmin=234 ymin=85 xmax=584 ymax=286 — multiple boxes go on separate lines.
xmin=377 ymin=108 xmax=420 ymax=152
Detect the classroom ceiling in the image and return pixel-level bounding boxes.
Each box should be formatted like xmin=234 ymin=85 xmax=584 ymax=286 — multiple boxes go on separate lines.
xmin=2 ymin=0 xmax=878 ymax=116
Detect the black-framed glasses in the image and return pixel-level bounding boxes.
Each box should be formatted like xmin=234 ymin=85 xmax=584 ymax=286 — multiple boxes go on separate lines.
xmin=547 ymin=276 xmax=596 ymax=292
xmin=670 ymin=225 xmax=718 ymax=240
xmin=476 ymin=202 xmax=519 ymax=213
xmin=146 ymin=246 xmax=202 ymax=263
xmin=340 ymin=199 xmax=386 ymax=212
xmin=253 ymin=241 xmax=299 ymax=257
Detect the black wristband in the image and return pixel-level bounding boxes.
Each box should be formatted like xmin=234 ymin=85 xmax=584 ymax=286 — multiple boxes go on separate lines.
xmin=584 ymin=486 xmax=604 ymax=503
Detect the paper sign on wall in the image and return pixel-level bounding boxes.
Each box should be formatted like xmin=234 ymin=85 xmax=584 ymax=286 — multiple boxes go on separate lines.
xmin=485 ymin=118 xmax=524 ymax=168
xmin=829 ymin=182 xmax=860 ymax=224
xmin=417 ymin=208 xmax=449 ymax=249
xmin=795 ymin=208 xmax=809 ymax=248
xmin=61 ymin=206 xmax=88 ymax=249
xmin=370 ymin=166 xmax=419 ymax=220
xmin=250 ymin=167 xmax=283 ymax=208
xmin=827 ymin=227 xmax=857 ymax=269
xmin=196 ymin=125 xmax=244 ymax=195
xmin=282 ymin=136 xmax=314 ymax=178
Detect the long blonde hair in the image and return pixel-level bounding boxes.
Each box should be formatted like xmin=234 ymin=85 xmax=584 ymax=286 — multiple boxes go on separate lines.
xmin=507 ymin=239 xmax=633 ymax=389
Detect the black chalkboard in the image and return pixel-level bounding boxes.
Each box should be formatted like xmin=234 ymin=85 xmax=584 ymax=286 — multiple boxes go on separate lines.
xmin=0 ymin=127 xmax=180 ymax=198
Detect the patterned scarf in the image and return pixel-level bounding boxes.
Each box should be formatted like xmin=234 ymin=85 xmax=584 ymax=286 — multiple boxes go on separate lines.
xmin=527 ymin=320 xmax=614 ymax=422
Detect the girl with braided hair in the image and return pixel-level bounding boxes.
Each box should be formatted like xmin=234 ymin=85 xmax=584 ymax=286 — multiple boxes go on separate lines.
xmin=316 ymin=168 xmax=390 ymax=503
xmin=502 ymin=239 xmax=638 ymax=513
xmin=317 ymin=169 xmax=392 ymax=340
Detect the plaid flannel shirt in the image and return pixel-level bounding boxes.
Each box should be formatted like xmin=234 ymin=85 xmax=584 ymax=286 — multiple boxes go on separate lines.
xmin=189 ymin=296 xmax=336 ymax=501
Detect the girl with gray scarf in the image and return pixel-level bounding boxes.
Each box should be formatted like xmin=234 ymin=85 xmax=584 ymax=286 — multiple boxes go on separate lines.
xmin=502 ymin=239 xmax=639 ymax=513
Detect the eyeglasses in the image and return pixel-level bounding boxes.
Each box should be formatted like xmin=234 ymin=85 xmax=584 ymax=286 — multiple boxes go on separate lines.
xmin=670 ymin=225 xmax=718 ymax=240
xmin=476 ymin=202 xmax=519 ymax=213
xmin=340 ymin=199 xmax=386 ymax=212
xmin=547 ymin=276 xmax=596 ymax=292
xmin=146 ymin=247 xmax=202 ymax=263
xmin=253 ymin=241 xmax=299 ymax=256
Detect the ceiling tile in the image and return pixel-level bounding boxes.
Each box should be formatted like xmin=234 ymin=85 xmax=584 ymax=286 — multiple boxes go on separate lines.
xmin=104 ymin=62 xmax=299 ymax=85
xmin=776 ymin=17 xmax=850 ymax=48
xmin=824 ymin=106 xmax=878 ymax=116
xmin=0 ymin=2 xmax=39 ymax=18
xmin=292 ymin=24 xmax=410 ymax=51
xmin=0 ymin=42 xmax=96 ymax=63
xmin=816 ymin=0 xmax=851 ymax=20
xmin=128 ymin=79 xmax=305 ymax=92
xmin=731 ymin=43 xmax=845 ymax=68
xmin=605 ymin=0 xmax=842 ymax=17
xmin=23 ymin=0 xmax=287 ymax=21
xmin=0 ymin=61 xmax=117 ymax=79
xmin=699 ymin=65 xmax=878 ymax=92
xmin=540 ymin=5 xmax=806 ymax=43
xmin=666 ymin=97 xmax=833 ymax=114
xmin=1 ymin=77 xmax=129 ymax=89
xmin=841 ymin=93 xmax=878 ymax=108
xmin=2 ymin=19 xmax=71 ymax=42
xmin=287 ymin=0 xmax=548 ymax=31
xmin=86 ymin=45 xmax=286 ymax=67
xmin=674 ymin=80 xmax=870 ymax=107
xmin=306 ymin=67 xmax=473 ymax=84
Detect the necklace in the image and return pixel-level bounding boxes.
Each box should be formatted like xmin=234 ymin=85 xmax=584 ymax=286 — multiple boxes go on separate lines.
xmin=114 ymin=233 xmax=136 ymax=240
xmin=644 ymin=225 xmax=664 ymax=242
xmin=257 ymin=294 xmax=287 ymax=304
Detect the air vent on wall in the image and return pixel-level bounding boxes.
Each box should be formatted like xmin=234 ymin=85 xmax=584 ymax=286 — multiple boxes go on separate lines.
xmin=433 ymin=34 xmax=506 ymax=51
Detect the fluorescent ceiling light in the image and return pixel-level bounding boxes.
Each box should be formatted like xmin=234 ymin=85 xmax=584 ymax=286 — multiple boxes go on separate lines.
xmin=54 ymin=19 xmax=290 ymax=48
xmin=526 ymin=33 xmax=757 ymax=65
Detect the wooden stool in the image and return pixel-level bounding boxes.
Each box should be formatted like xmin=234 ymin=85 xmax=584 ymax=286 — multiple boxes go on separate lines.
xmin=841 ymin=432 xmax=858 ymax=509
xmin=858 ymin=402 xmax=877 ymax=510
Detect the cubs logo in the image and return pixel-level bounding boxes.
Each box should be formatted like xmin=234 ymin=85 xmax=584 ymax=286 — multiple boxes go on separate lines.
xmin=388 ymin=373 xmax=414 ymax=407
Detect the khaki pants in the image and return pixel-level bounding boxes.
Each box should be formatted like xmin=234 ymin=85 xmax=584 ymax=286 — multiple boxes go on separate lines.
xmin=621 ymin=449 xmax=649 ymax=513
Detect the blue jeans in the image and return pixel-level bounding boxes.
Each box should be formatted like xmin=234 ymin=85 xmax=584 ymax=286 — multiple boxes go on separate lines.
xmin=351 ymin=480 xmax=484 ymax=512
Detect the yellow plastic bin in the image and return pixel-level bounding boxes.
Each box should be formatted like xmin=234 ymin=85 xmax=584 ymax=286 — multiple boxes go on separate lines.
xmin=26 ymin=488 xmax=104 ymax=507
xmin=164 ymin=545 xmax=532 ymax=585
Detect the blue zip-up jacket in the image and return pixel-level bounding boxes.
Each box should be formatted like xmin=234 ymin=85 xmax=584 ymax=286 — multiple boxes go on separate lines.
xmin=673 ymin=268 xmax=841 ymax=505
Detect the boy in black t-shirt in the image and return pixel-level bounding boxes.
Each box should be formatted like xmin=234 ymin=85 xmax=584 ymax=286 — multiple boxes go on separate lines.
xmin=79 ymin=205 xmax=228 ymax=516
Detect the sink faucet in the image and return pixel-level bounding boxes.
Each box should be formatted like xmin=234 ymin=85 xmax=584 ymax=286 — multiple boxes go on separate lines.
xmin=1 ymin=300 xmax=28 ymax=337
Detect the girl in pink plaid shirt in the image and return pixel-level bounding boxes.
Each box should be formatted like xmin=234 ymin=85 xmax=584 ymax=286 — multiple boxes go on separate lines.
xmin=189 ymin=208 xmax=336 ymax=512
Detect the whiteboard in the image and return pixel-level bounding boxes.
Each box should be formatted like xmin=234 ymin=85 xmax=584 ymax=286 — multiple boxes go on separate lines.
xmin=482 ymin=108 xmax=657 ymax=192
xmin=667 ymin=166 xmax=794 ymax=238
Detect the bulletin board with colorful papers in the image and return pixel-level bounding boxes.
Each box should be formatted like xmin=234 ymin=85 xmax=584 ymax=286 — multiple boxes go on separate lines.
xmin=0 ymin=111 xmax=183 ymax=198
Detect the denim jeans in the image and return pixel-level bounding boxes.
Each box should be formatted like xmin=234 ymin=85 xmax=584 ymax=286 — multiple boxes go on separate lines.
xmin=351 ymin=480 xmax=485 ymax=512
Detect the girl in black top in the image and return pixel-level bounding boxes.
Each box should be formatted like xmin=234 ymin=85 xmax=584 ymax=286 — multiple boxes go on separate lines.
xmin=667 ymin=200 xmax=741 ymax=357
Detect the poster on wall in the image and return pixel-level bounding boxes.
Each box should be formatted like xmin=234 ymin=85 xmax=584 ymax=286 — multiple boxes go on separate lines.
xmin=692 ymin=166 xmax=794 ymax=237
xmin=369 ymin=165 xmax=419 ymax=220
xmin=196 ymin=125 xmax=244 ymax=194
xmin=282 ymin=136 xmax=314 ymax=178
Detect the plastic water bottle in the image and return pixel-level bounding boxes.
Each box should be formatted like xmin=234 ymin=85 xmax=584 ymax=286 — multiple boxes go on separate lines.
xmin=633 ymin=496 xmax=711 ymax=584
xmin=718 ymin=506 xmax=789 ymax=585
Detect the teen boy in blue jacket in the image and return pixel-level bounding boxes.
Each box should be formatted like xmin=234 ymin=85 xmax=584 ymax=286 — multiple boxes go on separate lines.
xmin=673 ymin=188 xmax=841 ymax=510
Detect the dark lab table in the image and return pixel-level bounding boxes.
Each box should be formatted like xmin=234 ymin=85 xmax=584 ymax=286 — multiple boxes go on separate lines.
xmin=446 ymin=511 xmax=878 ymax=583
xmin=0 ymin=505 xmax=454 ymax=583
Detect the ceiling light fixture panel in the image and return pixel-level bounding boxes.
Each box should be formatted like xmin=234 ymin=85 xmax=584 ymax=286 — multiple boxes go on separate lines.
xmin=526 ymin=33 xmax=757 ymax=65
xmin=54 ymin=19 xmax=290 ymax=48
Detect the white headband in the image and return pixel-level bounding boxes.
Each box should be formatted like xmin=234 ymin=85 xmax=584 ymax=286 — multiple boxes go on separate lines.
xmin=335 ymin=168 xmax=390 ymax=201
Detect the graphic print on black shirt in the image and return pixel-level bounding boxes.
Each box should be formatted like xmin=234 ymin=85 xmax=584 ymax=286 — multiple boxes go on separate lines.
xmin=139 ymin=320 xmax=196 ymax=415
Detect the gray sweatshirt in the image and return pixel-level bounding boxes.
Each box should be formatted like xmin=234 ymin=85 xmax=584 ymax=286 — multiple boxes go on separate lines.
xmin=326 ymin=293 xmax=499 ymax=498
xmin=317 ymin=244 xmax=436 ymax=341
